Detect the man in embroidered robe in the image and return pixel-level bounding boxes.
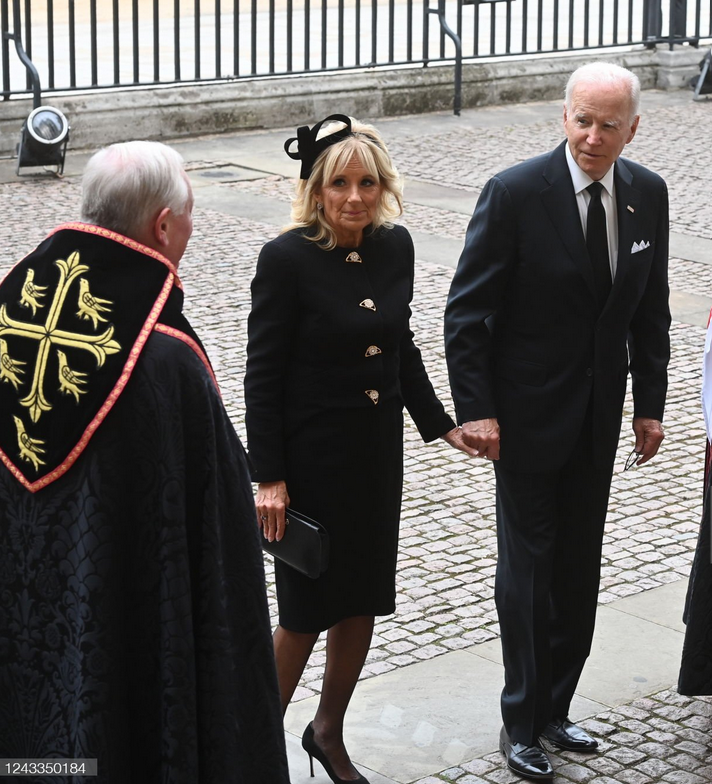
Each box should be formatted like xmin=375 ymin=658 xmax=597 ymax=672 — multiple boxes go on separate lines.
xmin=445 ymin=63 xmax=670 ymax=780
xmin=0 ymin=141 xmax=289 ymax=783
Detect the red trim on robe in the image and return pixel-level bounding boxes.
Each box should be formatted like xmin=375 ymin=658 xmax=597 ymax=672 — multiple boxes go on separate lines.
xmin=0 ymin=260 xmax=179 ymax=494
xmin=154 ymin=323 xmax=221 ymax=397
xmin=48 ymin=222 xmax=184 ymax=290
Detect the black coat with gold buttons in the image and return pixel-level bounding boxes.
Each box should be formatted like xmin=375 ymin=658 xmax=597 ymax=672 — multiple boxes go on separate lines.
xmin=245 ymin=224 xmax=455 ymax=482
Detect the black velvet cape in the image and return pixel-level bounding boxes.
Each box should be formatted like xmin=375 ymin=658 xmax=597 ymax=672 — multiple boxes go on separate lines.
xmin=0 ymin=228 xmax=289 ymax=783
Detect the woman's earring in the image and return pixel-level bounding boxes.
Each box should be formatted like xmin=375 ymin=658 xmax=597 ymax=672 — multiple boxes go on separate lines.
xmin=316 ymin=203 xmax=323 ymax=210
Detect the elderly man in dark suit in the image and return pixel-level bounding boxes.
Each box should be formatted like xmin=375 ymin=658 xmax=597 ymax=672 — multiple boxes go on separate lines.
xmin=444 ymin=62 xmax=670 ymax=780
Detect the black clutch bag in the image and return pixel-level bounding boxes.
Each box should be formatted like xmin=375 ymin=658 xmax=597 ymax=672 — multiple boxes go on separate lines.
xmin=261 ymin=508 xmax=330 ymax=579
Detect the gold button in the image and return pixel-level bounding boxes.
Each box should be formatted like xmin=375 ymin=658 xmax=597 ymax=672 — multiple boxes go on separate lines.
xmin=365 ymin=390 xmax=379 ymax=405
xmin=365 ymin=345 xmax=382 ymax=357
xmin=359 ymin=299 xmax=376 ymax=311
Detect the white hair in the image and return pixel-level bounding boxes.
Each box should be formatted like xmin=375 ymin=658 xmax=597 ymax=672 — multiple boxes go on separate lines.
xmin=565 ymin=62 xmax=641 ymax=122
xmin=80 ymin=141 xmax=190 ymax=239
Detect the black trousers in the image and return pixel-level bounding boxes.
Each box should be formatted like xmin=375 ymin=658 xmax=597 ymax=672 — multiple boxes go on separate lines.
xmin=493 ymin=411 xmax=615 ymax=745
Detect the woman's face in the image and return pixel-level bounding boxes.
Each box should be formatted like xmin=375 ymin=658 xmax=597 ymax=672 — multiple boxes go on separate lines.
xmin=314 ymin=153 xmax=383 ymax=247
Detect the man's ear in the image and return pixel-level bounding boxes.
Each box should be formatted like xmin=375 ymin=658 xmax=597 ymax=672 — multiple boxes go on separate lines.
xmin=152 ymin=207 xmax=172 ymax=248
xmin=626 ymin=115 xmax=640 ymax=145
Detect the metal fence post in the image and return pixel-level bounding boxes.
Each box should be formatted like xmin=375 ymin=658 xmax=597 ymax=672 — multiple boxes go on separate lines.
xmin=643 ymin=0 xmax=663 ymax=47
xmin=427 ymin=0 xmax=463 ymax=115
xmin=671 ymin=0 xmax=688 ymax=38
xmin=644 ymin=0 xmax=692 ymax=48
xmin=6 ymin=0 xmax=41 ymax=107
xmin=1 ymin=0 xmax=9 ymax=100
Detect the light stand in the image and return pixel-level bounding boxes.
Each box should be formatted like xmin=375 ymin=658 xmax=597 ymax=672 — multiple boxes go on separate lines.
xmin=5 ymin=0 xmax=70 ymax=175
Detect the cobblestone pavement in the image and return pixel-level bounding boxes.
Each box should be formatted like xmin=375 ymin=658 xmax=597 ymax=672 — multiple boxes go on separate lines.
xmin=1 ymin=89 xmax=711 ymax=782
xmin=415 ymin=691 xmax=712 ymax=784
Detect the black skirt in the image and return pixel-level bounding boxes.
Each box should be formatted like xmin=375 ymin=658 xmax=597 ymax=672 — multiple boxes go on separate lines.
xmin=276 ymin=399 xmax=404 ymax=633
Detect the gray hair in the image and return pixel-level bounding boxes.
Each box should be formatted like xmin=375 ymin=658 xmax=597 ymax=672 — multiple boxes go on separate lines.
xmin=565 ymin=62 xmax=641 ymax=122
xmin=80 ymin=140 xmax=190 ymax=239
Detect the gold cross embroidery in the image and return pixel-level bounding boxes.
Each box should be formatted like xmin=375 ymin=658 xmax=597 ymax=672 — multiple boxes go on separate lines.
xmin=0 ymin=251 xmax=121 ymax=423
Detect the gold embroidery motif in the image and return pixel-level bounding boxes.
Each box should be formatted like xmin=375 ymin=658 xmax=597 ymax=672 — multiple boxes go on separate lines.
xmin=19 ymin=269 xmax=48 ymax=317
xmin=365 ymin=345 xmax=382 ymax=357
xmin=13 ymin=414 xmax=46 ymax=471
xmin=345 ymin=252 xmax=362 ymax=263
xmin=359 ymin=299 xmax=376 ymax=311
xmin=0 ymin=251 xmax=121 ymax=422
xmin=77 ymin=277 xmax=113 ymax=329
xmin=0 ymin=246 xmax=177 ymax=493
xmin=57 ymin=350 xmax=88 ymax=402
xmin=0 ymin=339 xmax=26 ymax=390
xmin=365 ymin=389 xmax=379 ymax=405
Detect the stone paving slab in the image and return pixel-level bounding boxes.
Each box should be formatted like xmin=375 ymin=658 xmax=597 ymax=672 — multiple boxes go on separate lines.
xmin=284 ymin=579 xmax=687 ymax=782
xmin=474 ymin=602 xmax=685 ymax=710
xmin=284 ymin=646 xmax=607 ymax=783
xmin=285 ymin=732 xmax=399 ymax=784
xmin=414 ymin=689 xmax=712 ymax=784
xmin=669 ymin=233 xmax=712 ymax=267
xmin=285 ymin=649 xmax=508 ymax=782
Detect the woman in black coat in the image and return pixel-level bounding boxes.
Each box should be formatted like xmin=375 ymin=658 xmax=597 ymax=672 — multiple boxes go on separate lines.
xmin=244 ymin=115 xmax=473 ymax=784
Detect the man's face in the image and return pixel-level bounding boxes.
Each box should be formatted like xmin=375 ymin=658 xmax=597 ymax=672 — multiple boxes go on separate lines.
xmin=563 ymin=80 xmax=639 ymax=181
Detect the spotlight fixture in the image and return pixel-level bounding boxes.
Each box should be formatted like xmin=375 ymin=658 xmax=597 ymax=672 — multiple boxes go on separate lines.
xmin=16 ymin=105 xmax=70 ymax=176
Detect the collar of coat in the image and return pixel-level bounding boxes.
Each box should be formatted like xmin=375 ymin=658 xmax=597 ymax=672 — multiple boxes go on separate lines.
xmin=0 ymin=223 xmax=184 ymax=492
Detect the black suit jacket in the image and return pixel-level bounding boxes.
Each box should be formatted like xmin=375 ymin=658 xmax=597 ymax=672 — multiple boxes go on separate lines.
xmin=444 ymin=140 xmax=670 ymax=472
xmin=245 ymin=225 xmax=455 ymax=482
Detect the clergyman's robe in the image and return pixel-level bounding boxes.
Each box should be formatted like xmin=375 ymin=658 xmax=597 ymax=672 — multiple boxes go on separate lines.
xmin=0 ymin=224 xmax=289 ymax=783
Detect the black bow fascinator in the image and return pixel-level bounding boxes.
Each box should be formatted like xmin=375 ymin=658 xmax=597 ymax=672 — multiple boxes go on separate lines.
xmin=284 ymin=114 xmax=353 ymax=179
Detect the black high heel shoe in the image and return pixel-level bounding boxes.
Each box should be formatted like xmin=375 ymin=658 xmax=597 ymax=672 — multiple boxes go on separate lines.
xmin=301 ymin=722 xmax=369 ymax=784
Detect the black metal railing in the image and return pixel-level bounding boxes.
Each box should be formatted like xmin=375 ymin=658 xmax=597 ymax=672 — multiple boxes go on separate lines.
xmin=2 ymin=0 xmax=711 ymax=100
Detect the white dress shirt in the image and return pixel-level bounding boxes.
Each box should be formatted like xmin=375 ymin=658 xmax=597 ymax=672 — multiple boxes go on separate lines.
xmin=565 ymin=142 xmax=619 ymax=280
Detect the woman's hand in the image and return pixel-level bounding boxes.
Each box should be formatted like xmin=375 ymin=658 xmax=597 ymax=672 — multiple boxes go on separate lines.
xmin=440 ymin=426 xmax=479 ymax=458
xmin=256 ymin=480 xmax=290 ymax=542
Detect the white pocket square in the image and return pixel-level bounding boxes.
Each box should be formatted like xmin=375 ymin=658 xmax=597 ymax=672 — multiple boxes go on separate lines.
xmin=631 ymin=240 xmax=651 ymax=254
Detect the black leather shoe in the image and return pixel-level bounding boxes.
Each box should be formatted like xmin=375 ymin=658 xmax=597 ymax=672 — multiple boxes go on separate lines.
xmin=541 ymin=718 xmax=598 ymax=752
xmin=499 ymin=726 xmax=553 ymax=780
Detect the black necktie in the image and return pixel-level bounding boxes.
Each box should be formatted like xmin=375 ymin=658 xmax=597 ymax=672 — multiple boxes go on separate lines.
xmin=586 ymin=182 xmax=612 ymax=309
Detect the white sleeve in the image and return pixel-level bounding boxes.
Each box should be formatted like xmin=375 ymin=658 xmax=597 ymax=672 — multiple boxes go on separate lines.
xmin=702 ymin=313 xmax=712 ymax=440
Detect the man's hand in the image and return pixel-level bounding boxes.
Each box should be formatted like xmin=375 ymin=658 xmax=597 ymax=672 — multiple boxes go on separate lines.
xmin=441 ymin=426 xmax=478 ymax=457
xmin=461 ymin=418 xmax=501 ymax=460
xmin=256 ymin=480 xmax=290 ymax=542
xmin=632 ymin=417 xmax=664 ymax=465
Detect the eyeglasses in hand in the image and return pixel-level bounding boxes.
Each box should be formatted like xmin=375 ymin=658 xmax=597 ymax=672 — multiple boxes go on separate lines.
xmin=624 ymin=449 xmax=642 ymax=471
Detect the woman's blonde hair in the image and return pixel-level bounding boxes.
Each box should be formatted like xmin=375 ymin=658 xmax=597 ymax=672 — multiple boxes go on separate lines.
xmin=283 ymin=119 xmax=403 ymax=249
